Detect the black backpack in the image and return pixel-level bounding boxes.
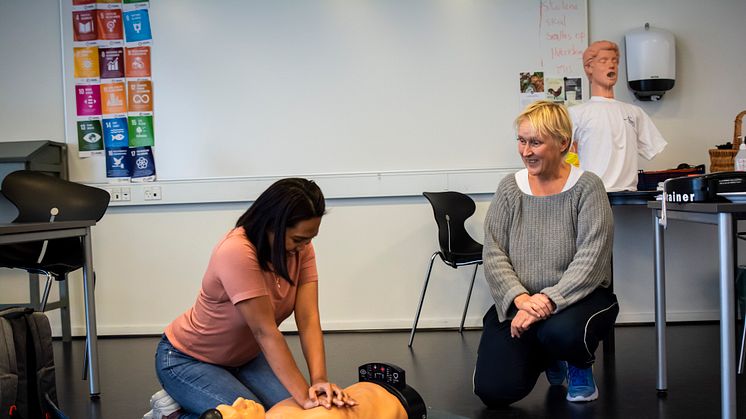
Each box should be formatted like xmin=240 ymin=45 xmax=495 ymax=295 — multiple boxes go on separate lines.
xmin=0 ymin=307 xmax=64 ymax=419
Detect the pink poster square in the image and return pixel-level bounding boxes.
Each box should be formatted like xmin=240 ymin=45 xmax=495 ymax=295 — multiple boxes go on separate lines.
xmin=75 ymin=84 xmax=102 ymax=116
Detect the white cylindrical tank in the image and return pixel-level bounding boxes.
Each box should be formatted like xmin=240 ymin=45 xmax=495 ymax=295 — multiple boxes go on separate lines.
xmin=625 ymin=24 xmax=676 ymax=101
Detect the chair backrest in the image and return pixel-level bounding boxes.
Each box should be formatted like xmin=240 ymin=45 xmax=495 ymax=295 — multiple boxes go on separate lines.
xmin=423 ymin=191 xmax=482 ymax=262
xmin=1 ymin=171 xmax=110 ymax=223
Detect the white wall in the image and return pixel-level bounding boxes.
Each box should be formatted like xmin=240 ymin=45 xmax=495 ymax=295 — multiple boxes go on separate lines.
xmin=64 ymin=0 xmax=545 ymax=183
xmin=588 ymin=0 xmax=746 ymax=171
xmin=0 ymin=0 xmax=65 ymax=141
xmin=1 ymin=0 xmax=746 ymax=336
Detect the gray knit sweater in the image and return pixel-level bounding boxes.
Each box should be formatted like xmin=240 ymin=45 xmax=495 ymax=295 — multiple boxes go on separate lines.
xmin=483 ymin=171 xmax=613 ymax=322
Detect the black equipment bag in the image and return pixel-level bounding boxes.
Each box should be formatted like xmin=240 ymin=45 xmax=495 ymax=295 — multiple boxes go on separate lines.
xmin=0 ymin=307 xmax=62 ymax=419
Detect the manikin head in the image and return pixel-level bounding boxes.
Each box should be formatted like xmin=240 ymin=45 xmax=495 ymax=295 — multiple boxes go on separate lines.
xmin=583 ymin=40 xmax=620 ymax=98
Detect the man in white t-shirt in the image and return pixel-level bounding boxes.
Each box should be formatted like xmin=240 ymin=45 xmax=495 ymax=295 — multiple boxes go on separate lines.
xmin=569 ymin=40 xmax=667 ymax=192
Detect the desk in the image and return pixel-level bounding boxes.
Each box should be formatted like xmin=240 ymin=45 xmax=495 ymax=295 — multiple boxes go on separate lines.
xmin=0 ymin=220 xmax=100 ymax=397
xmin=607 ymin=190 xmax=658 ymax=206
xmin=649 ymin=201 xmax=746 ymax=419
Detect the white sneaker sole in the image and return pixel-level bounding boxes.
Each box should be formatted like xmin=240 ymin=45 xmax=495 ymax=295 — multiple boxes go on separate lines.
xmin=150 ymin=389 xmax=181 ymax=417
xmin=566 ymin=386 xmax=599 ymax=402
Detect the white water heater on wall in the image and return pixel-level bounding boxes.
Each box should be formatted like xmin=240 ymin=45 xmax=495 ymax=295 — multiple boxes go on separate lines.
xmin=624 ymin=23 xmax=676 ymax=101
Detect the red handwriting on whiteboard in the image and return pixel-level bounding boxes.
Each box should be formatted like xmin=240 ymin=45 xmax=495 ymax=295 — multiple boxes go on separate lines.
xmin=541 ymin=0 xmax=579 ymax=11
xmin=551 ymin=46 xmax=583 ymax=59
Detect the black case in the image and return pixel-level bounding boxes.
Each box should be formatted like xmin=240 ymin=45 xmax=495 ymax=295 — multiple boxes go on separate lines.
xmin=358 ymin=362 xmax=427 ymax=419
xmin=663 ymin=172 xmax=746 ymax=203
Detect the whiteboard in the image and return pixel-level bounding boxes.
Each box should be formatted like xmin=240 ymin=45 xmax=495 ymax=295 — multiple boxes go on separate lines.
xmin=61 ymin=0 xmax=587 ymax=184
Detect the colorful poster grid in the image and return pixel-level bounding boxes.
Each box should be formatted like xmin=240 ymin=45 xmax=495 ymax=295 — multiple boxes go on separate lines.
xmin=71 ymin=0 xmax=155 ymax=182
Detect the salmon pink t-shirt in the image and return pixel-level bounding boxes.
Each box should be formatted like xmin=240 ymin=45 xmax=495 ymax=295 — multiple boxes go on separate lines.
xmin=165 ymin=227 xmax=318 ymax=367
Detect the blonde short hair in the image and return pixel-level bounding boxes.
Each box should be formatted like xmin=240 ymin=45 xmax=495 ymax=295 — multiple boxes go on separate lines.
xmin=515 ymin=100 xmax=572 ymax=155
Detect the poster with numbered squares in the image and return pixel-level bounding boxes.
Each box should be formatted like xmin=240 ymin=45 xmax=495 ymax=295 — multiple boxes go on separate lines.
xmin=72 ymin=0 xmax=156 ymax=183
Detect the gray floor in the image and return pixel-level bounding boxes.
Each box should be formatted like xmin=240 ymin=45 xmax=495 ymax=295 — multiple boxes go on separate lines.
xmin=55 ymin=324 xmax=745 ymax=418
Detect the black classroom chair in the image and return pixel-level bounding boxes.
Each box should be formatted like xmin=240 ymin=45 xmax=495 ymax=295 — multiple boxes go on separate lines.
xmin=0 ymin=170 xmax=109 ymax=376
xmin=408 ymin=191 xmax=483 ymax=347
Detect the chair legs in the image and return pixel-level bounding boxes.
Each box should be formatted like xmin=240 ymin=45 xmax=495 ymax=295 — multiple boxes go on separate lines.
xmin=731 ymin=263 xmax=746 ymax=374
xmin=408 ymin=252 xmax=439 ymax=347
xmin=459 ymin=264 xmax=479 ymax=333
xmin=59 ymin=277 xmax=71 ymax=342
xmin=82 ymin=271 xmax=96 ymax=381
xmin=738 ymin=321 xmax=745 ymax=374
xmin=410 ymin=254 xmax=482 ymax=346
xmin=604 ymin=253 xmax=616 ymax=358
xmin=40 ymin=272 xmax=54 ymax=311
xmin=29 ymin=272 xmax=41 ymax=308
xmin=29 ymin=271 xmax=73 ymax=343
xmin=603 ymin=327 xmax=616 ymax=361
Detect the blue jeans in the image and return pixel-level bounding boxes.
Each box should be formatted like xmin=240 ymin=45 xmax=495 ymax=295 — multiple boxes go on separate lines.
xmin=155 ymin=335 xmax=291 ymax=419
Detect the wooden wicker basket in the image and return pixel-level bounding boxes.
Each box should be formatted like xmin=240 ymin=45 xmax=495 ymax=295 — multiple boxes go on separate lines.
xmin=710 ymin=110 xmax=746 ymax=172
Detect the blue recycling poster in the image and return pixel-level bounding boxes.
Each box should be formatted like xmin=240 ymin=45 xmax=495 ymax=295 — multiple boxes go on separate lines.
xmin=103 ymin=117 xmax=129 ymax=149
xmin=123 ymin=9 xmax=152 ymax=43
xmin=106 ymin=148 xmax=131 ymax=179
xmin=130 ymin=146 xmax=156 ymax=179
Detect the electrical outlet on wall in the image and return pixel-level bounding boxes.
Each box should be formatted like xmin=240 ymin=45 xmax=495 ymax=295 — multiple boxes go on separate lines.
xmin=121 ymin=187 xmax=131 ymax=201
xmin=144 ymin=186 xmax=162 ymax=200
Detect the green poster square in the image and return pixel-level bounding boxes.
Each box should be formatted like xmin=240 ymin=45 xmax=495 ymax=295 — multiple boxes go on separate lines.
xmin=128 ymin=115 xmax=155 ymax=147
xmin=77 ymin=119 xmax=104 ymax=152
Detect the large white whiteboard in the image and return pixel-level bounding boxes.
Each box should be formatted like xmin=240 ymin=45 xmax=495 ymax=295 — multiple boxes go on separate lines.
xmin=62 ymin=0 xmax=587 ymax=187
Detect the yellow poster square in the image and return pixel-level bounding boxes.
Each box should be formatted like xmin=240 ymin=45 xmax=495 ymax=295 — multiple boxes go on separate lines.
xmin=74 ymin=47 xmax=100 ymax=79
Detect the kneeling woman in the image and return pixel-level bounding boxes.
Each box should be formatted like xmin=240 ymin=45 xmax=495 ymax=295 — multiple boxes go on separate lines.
xmin=474 ymin=101 xmax=619 ymax=406
xmin=155 ymin=178 xmax=355 ymax=418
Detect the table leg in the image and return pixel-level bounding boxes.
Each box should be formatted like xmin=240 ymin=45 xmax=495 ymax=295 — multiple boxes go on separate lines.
xmin=29 ymin=272 xmax=40 ymax=308
xmin=653 ymin=212 xmax=667 ymax=391
xmin=718 ymin=213 xmax=736 ymax=419
xmin=82 ymin=227 xmax=100 ymax=397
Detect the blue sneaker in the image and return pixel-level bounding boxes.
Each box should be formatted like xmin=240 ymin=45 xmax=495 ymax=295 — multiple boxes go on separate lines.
xmin=545 ymin=360 xmax=567 ymax=386
xmin=566 ymin=365 xmax=598 ymax=402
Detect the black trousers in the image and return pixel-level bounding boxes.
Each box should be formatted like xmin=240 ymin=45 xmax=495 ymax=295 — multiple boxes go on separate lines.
xmin=473 ymin=287 xmax=619 ymax=407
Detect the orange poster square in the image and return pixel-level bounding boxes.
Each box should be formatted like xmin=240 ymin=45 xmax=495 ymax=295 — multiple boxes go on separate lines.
xmin=128 ymin=80 xmax=153 ymax=112
xmin=125 ymin=46 xmax=151 ymax=78
xmin=96 ymin=9 xmax=123 ymax=40
xmin=101 ymin=81 xmax=127 ymax=115
xmin=74 ymin=47 xmax=100 ymax=79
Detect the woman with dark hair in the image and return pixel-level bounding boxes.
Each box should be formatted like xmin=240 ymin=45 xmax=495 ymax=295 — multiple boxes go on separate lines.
xmin=146 ymin=178 xmax=355 ymax=419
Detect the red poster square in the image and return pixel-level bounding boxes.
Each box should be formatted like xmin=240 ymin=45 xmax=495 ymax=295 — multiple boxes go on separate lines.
xmin=96 ymin=9 xmax=123 ymax=41
xmin=73 ymin=10 xmax=97 ymax=42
